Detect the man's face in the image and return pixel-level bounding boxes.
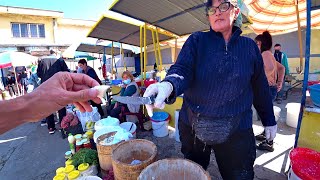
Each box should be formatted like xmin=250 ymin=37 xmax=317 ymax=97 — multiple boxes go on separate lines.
xmin=274 ymin=46 xmax=281 ymax=51
xmin=78 ymin=63 xmax=86 ymax=70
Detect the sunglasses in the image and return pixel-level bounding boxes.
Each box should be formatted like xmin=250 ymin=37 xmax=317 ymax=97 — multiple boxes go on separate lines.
xmin=207 ymin=2 xmax=232 ymax=16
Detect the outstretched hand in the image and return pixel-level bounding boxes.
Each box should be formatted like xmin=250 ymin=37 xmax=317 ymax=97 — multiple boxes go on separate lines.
xmin=34 ymin=72 xmax=101 ymax=114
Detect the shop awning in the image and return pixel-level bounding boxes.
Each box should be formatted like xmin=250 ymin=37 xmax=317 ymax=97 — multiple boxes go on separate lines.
xmin=110 ymin=0 xmax=252 ymax=36
xmin=244 ymin=0 xmax=320 ymax=35
xmin=87 ymin=14 xmax=174 ymax=47
xmin=76 ymin=43 xmax=132 ymax=55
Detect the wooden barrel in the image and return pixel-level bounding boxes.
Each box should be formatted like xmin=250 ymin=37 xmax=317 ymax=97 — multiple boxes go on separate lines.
xmin=96 ymin=132 xmax=121 ymax=176
xmin=111 ymin=139 xmax=157 ymax=180
xmin=138 ymin=158 xmax=211 ymax=180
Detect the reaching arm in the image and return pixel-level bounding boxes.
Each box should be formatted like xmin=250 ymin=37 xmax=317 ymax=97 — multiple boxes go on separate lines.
xmin=261 ymin=51 xmax=275 ymax=77
xmin=276 ymin=61 xmax=285 ymax=91
xmin=0 ymin=72 xmax=101 ymax=134
xmin=252 ymin=45 xmax=277 ymax=127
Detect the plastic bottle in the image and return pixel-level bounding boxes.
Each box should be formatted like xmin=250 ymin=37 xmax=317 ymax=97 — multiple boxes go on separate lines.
xmin=68 ymin=133 xmax=76 ymax=154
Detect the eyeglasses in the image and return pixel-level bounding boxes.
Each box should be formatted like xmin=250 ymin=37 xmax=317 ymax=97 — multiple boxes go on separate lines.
xmin=207 ymin=2 xmax=231 ymax=16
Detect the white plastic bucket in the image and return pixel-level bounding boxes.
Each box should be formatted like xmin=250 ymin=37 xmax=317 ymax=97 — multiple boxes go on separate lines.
xmin=94 ymin=116 xmax=120 ymax=131
xmin=286 ymin=103 xmax=301 ymax=128
xmin=273 ymin=106 xmax=281 ymax=122
xmin=80 ymin=176 xmax=102 ymax=180
xmin=174 ymin=110 xmax=180 ymax=142
xmin=288 ymin=167 xmax=302 ymax=180
xmin=151 ymin=120 xmax=169 ymax=137
xmin=120 ymin=122 xmax=137 ymax=138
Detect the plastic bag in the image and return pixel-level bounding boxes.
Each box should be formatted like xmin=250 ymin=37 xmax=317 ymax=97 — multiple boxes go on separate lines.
xmin=76 ymin=107 xmax=101 ymax=132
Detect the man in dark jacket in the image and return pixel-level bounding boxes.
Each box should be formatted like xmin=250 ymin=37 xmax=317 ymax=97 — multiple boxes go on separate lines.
xmin=78 ymin=59 xmax=104 ymax=117
xmin=37 ymin=49 xmax=69 ymax=134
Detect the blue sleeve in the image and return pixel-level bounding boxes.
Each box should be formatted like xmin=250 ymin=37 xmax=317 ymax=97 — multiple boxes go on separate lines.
xmin=87 ymin=69 xmax=96 ymax=79
xmin=251 ymin=43 xmax=277 ymax=127
xmin=162 ymin=32 xmax=199 ymax=104
xmin=122 ymin=85 xmax=137 ymax=96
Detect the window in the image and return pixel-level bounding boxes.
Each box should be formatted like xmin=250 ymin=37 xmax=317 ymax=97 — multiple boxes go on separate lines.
xmin=11 ymin=23 xmax=45 ymax=38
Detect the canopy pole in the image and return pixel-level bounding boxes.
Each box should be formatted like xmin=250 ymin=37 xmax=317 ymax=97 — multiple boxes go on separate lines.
xmin=140 ymin=25 xmax=144 ymax=86
xmin=151 ymin=30 xmax=159 ymax=71
xmin=111 ymin=41 xmax=114 ymax=75
xmin=174 ymin=38 xmax=178 ymax=62
xmin=295 ymin=0 xmax=304 ymax=73
xmin=294 ymin=0 xmax=311 ymax=148
xmin=121 ymin=43 xmax=127 ymax=71
xmin=143 ymin=23 xmax=147 ymax=80
xmin=155 ymin=28 xmax=163 ymax=71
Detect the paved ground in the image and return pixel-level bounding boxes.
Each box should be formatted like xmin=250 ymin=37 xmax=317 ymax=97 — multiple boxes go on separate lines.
xmin=0 ymin=89 xmax=301 ymax=180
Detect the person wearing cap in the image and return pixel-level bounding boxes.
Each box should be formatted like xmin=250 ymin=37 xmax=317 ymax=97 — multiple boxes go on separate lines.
xmin=143 ymin=0 xmax=277 ymax=179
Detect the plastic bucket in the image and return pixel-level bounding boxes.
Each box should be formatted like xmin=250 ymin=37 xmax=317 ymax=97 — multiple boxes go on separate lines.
xmin=174 ymin=110 xmax=180 ymax=142
xmin=80 ymin=176 xmax=102 ymax=180
xmin=138 ymin=159 xmax=211 ymax=180
xmin=286 ymin=103 xmax=301 ymax=128
xmin=150 ymin=112 xmax=170 ymax=138
xmin=120 ymin=122 xmax=137 ymax=138
xmin=289 ymin=148 xmax=320 ymax=180
xmin=94 ymin=116 xmax=120 ymax=131
xmin=112 ymin=139 xmax=157 ymax=180
xmin=273 ymin=106 xmax=281 ymax=122
xmin=309 ymin=84 xmax=320 ymax=107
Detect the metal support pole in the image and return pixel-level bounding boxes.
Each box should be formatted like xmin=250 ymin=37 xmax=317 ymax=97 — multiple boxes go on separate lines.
xmin=155 ymin=28 xmax=163 ymax=71
xmin=143 ymin=23 xmax=147 ymax=80
xmin=151 ymin=30 xmax=159 ymax=71
xmin=111 ymin=41 xmax=114 ymax=75
xmin=294 ymin=0 xmax=311 ymax=148
xmin=140 ymin=25 xmax=144 ymax=86
xmin=295 ymin=0 xmax=304 ymax=73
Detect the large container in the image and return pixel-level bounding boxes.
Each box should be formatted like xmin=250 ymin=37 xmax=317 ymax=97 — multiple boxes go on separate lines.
xmin=94 ymin=116 xmax=120 ymax=131
xmin=150 ymin=112 xmax=170 ymax=137
xmin=289 ymin=148 xmax=320 ymax=180
xmin=309 ymin=84 xmax=320 ymax=107
xmin=138 ymin=159 xmax=211 ymax=180
xmin=174 ymin=109 xmax=180 ymax=142
xmin=96 ymin=132 xmax=122 ymax=176
xmin=111 ymin=139 xmax=157 ymax=180
xmin=120 ymin=122 xmax=137 ymax=138
xmin=273 ymin=106 xmax=281 ymax=122
xmin=286 ymin=103 xmax=301 ymax=128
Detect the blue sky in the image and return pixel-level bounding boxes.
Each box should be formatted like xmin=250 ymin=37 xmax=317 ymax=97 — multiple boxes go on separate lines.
xmin=0 ymin=0 xmax=115 ymax=20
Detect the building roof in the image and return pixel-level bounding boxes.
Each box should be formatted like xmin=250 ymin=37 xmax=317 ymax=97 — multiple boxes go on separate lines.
xmin=0 ymin=5 xmax=64 ymax=18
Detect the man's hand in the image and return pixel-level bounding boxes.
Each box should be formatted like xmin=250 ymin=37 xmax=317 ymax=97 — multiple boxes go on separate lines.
xmin=34 ymin=72 xmax=101 ymax=115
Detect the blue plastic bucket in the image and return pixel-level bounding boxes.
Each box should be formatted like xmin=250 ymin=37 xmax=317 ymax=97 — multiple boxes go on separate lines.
xmin=309 ymin=84 xmax=320 ymax=107
xmin=150 ymin=112 xmax=170 ymax=137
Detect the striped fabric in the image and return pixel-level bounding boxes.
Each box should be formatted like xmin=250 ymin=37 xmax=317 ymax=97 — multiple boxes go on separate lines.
xmin=244 ymin=0 xmax=320 ymax=35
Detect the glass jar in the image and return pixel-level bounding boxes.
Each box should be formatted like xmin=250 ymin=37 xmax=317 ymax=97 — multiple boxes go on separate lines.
xmin=85 ymin=131 xmax=93 ymax=139
xmin=53 ymin=173 xmax=66 ymax=180
xmin=65 ymin=159 xmax=73 ymax=166
xmin=64 ymin=165 xmax=75 ymax=174
xmin=75 ymin=141 xmax=83 ymax=152
xmin=56 ymin=167 xmax=65 ymax=175
xmin=68 ymin=170 xmax=80 ymax=180
xmin=65 ymin=151 xmax=72 ymax=159
xmin=83 ymin=140 xmax=92 ymax=149
xmin=74 ymin=134 xmax=82 ymax=143
xmin=78 ymin=163 xmax=92 ymax=176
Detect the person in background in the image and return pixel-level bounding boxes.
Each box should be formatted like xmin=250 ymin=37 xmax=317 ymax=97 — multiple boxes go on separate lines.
xmin=254 ymin=31 xmax=285 ymax=152
xmin=143 ymin=0 xmax=277 ymax=178
xmin=0 ymin=72 xmax=101 ymax=134
xmin=5 ymin=73 xmax=17 ymax=97
xmin=107 ymin=71 xmax=139 ymax=120
xmin=274 ymin=44 xmax=290 ymax=104
xmin=27 ymin=66 xmax=41 ymax=93
xmin=37 ymin=49 xmax=69 ymax=134
xmin=78 ymin=59 xmax=104 ymax=117
xmin=19 ymin=70 xmax=28 ymax=95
